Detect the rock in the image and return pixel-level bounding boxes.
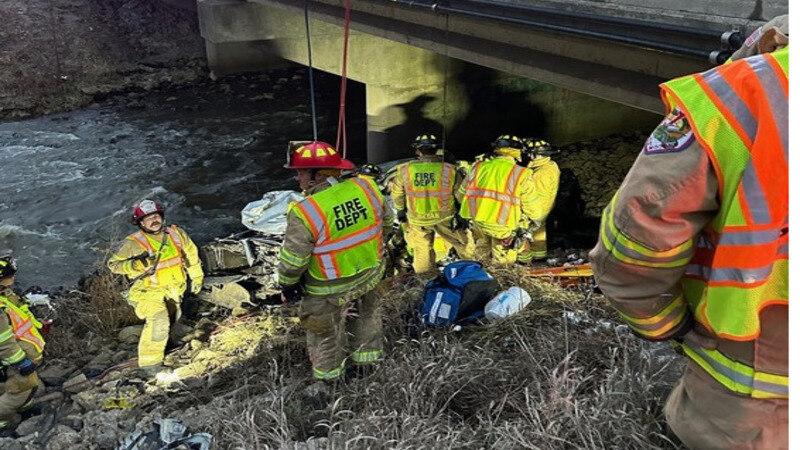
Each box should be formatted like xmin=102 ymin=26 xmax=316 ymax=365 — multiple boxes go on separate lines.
xmin=38 ymin=364 xmax=76 ymax=387
xmin=112 ymin=350 xmax=130 ymax=364
xmin=57 ymin=415 xmax=83 ymax=432
xmin=15 ymin=415 xmax=42 ymax=437
xmin=63 ymin=374 xmax=88 ymax=394
xmin=81 ymin=411 xmax=124 ymax=449
xmin=118 ymin=325 xmax=143 ymax=344
xmin=45 ymin=425 xmax=81 ymax=450
xmin=85 ymin=349 xmax=115 ymax=371
xmin=0 ymin=438 xmax=23 ymax=450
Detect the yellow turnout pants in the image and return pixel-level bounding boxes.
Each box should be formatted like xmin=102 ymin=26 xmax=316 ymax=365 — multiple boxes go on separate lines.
xmin=404 ymin=221 xmax=473 ymax=274
xmin=0 ymin=357 xmax=41 ymax=427
xmin=472 ymin=226 xmax=520 ymax=265
xmin=517 ymin=226 xmax=547 ymax=264
xmin=129 ymin=288 xmax=181 ymax=367
xmin=298 ymin=289 xmax=383 ymax=380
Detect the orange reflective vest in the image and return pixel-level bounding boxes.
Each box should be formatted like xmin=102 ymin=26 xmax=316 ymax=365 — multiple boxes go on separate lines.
xmin=662 ymin=47 xmax=788 ymax=398
xmin=460 ymin=157 xmax=529 ymax=235
xmin=293 ymin=177 xmax=385 ymax=281
xmin=129 ymin=226 xmax=185 ymax=286
xmin=0 ymin=295 xmax=45 ymax=355
xmin=401 ymin=161 xmax=456 ymax=226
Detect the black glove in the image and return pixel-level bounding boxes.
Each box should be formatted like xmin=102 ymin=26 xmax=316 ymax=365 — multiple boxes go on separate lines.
xmin=396 ymin=209 xmax=408 ymax=224
xmin=132 ymin=252 xmax=154 ymax=269
xmin=450 ymin=214 xmax=469 ymax=231
xmin=14 ymin=358 xmax=36 ymax=376
xmin=281 ymin=284 xmax=303 ymax=304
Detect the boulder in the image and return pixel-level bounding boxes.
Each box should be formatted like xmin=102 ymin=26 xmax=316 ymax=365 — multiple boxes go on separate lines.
xmin=118 ymin=325 xmax=143 ymax=344
xmin=38 ymin=364 xmax=76 ymax=387
xmin=15 ymin=415 xmax=42 ymax=437
xmin=45 ymin=425 xmax=81 ymax=450
xmin=63 ymin=374 xmax=89 ymax=394
xmin=0 ymin=438 xmax=23 ymax=450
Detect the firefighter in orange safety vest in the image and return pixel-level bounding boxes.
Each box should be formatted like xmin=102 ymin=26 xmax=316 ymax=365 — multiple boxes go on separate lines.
xmin=589 ymin=15 xmax=788 ymax=450
xmin=455 ymin=134 xmax=541 ymax=265
xmin=0 ymin=251 xmax=45 ymax=434
xmin=390 ymin=134 xmax=474 ymax=274
xmin=277 ymin=141 xmax=394 ymax=381
xmin=107 ymin=200 xmax=204 ymax=377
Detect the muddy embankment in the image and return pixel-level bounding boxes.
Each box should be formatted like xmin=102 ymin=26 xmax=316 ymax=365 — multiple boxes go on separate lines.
xmin=0 ymin=0 xmax=205 ymax=119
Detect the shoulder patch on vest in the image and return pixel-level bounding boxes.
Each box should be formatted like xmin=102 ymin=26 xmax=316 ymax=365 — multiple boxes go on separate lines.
xmin=643 ymin=108 xmax=695 ymax=155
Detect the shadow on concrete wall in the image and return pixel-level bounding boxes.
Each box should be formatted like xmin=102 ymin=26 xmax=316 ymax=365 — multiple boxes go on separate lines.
xmin=380 ymin=94 xmax=444 ymax=160
xmin=374 ymin=63 xmax=550 ymax=162
xmin=446 ymin=64 xmax=549 ymax=161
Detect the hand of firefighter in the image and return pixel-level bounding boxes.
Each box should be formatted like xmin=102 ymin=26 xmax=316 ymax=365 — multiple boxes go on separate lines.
xmin=396 ymin=209 xmax=408 ymax=224
xmin=190 ymin=278 xmax=203 ymax=295
xmin=280 ymin=284 xmax=303 ymax=305
xmin=450 ymin=214 xmax=469 ymax=231
xmin=131 ymin=252 xmax=154 ymax=271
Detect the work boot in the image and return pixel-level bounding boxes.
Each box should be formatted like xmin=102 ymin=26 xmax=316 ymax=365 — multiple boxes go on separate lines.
xmin=0 ymin=414 xmax=21 ymax=438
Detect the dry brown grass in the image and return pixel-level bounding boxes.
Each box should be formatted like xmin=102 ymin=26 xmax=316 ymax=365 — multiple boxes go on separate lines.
xmin=172 ymin=266 xmax=685 ymax=449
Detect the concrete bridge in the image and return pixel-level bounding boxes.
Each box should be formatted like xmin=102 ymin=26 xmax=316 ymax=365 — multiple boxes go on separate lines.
xmin=197 ymin=0 xmax=786 ymax=161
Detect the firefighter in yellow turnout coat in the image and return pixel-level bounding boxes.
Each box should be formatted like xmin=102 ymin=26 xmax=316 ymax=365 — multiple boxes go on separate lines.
xmin=108 ymin=200 xmax=203 ymax=372
xmin=278 ymin=141 xmax=393 ymax=381
xmin=390 ymin=134 xmax=473 ymax=273
xmin=456 ymin=135 xmax=541 ymax=265
xmin=0 ymin=252 xmax=44 ymax=433
xmin=516 ymin=139 xmax=560 ymax=263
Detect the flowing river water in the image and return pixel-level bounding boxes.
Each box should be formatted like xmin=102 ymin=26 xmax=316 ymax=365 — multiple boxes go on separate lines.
xmin=0 ymin=68 xmax=364 ymax=289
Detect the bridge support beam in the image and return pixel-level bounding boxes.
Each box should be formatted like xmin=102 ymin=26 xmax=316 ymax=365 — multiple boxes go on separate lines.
xmin=198 ymin=0 xmax=660 ymax=162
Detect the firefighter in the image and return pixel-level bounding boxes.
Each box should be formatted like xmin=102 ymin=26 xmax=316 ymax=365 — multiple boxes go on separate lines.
xmin=0 ymin=251 xmax=44 ymax=433
xmin=516 ymin=139 xmax=560 ymax=264
xmin=107 ymin=200 xmax=204 ymax=376
xmin=390 ymin=134 xmax=473 ymax=274
xmin=455 ymin=134 xmax=539 ymax=265
xmin=589 ymin=16 xmax=788 ymax=450
xmin=277 ymin=141 xmax=393 ymax=381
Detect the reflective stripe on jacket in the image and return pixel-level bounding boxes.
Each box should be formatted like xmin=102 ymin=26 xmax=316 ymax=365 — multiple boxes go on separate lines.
xmin=660 ymin=47 xmax=789 ymax=398
xmin=129 ymin=225 xmax=186 ymax=287
xmin=292 ymin=177 xmax=384 ymax=281
xmin=459 ymin=157 xmax=530 ymax=237
xmin=0 ymin=295 xmax=45 ymax=357
xmin=400 ymin=161 xmax=456 ymax=226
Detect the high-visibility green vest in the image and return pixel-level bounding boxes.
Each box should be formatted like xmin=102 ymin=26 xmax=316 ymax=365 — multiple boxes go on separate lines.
xmin=292 ymin=177 xmax=384 ymax=281
xmin=0 ymin=295 xmax=45 ymax=358
xmin=663 ymin=47 xmax=789 ymax=399
xmin=459 ymin=157 xmax=529 ymax=237
xmin=128 ymin=226 xmax=185 ymax=288
xmin=400 ymin=160 xmax=456 ymax=226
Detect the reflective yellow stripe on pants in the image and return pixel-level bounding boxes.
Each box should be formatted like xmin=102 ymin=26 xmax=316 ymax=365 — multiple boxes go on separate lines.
xmin=680 ymin=342 xmax=788 ymax=399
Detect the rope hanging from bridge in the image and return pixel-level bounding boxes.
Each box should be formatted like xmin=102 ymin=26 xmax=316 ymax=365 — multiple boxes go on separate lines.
xmin=303 ymin=0 xmax=319 ymax=141
xmin=335 ymin=0 xmax=353 ymax=159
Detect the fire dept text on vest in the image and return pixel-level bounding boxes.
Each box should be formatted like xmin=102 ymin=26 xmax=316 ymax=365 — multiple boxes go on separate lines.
xmin=414 ymin=172 xmax=437 ymax=187
xmin=333 ymin=199 xmax=369 ymax=231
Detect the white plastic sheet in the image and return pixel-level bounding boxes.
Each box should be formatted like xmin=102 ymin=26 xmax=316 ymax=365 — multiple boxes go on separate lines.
xmin=241 ymin=190 xmax=304 ymax=235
